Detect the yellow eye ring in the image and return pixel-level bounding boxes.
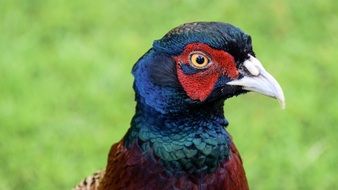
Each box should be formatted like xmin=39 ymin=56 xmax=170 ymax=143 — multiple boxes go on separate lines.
xmin=190 ymin=53 xmax=210 ymax=69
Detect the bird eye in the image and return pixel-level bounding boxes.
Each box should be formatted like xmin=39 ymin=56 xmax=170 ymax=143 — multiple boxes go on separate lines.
xmin=190 ymin=53 xmax=210 ymax=69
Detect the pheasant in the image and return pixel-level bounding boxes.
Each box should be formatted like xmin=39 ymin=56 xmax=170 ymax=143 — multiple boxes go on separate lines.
xmin=74 ymin=22 xmax=285 ymax=190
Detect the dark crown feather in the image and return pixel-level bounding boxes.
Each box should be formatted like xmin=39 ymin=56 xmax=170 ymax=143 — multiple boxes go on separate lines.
xmin=153 ymin=22 xmax=254 ymax=63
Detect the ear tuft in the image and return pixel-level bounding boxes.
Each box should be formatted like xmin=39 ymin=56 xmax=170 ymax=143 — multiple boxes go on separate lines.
xmin=149 ymin=53 xmax=179 ymax=88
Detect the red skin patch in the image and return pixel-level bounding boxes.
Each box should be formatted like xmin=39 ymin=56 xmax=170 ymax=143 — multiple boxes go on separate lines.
xmin=174 ymin=43 xmax=239 ymax=102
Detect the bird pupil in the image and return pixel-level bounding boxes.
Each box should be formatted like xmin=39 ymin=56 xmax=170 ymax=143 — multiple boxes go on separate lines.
xmin=196 ymin=56 xmax=205 ymax=64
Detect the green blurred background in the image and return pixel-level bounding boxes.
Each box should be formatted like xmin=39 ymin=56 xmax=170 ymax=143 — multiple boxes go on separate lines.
xmin=1 ymin=0 xmax=337 ymax=189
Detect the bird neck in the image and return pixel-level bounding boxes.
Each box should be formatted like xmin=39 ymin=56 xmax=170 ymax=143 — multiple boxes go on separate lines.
xmin=124 ymin=98 xmax=231 ymax=176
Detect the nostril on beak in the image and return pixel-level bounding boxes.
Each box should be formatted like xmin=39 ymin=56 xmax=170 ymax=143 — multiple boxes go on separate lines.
xmin=243 ymin=60 xmax=260 ymax=76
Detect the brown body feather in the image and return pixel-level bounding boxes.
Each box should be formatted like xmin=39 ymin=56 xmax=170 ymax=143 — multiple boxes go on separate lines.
xmin=75 ymin=139 xmax=248 ymax=190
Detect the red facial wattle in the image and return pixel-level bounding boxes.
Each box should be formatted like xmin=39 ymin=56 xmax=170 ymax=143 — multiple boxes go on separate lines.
xmin=174 ymin=43 xmax=239 ymax=101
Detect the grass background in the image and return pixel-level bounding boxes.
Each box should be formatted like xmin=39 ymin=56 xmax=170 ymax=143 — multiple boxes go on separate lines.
xmin=1 ymin=0 xmax=337 ymax=189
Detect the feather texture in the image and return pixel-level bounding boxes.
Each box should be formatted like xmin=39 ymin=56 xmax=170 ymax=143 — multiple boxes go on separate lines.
xmin=74 ymin=171 xmax=105 ymax=190
xmin=96 ymin=140 xmax=248 ymax=190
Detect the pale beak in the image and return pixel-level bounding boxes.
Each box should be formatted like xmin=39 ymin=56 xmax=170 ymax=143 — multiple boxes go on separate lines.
xmin=227 ymin=55 xmax=285 ymax=109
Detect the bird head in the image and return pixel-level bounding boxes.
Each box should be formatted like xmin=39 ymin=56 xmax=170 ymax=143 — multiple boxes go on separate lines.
xmin=132 ymin=22 xmax=285 ymax=113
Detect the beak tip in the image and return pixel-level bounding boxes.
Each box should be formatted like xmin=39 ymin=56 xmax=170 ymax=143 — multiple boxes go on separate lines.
xmin=276 ymin=94 xmax=285 ymax=109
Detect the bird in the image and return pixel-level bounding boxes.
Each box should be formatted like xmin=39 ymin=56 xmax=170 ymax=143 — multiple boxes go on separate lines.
xmin=74 ymin=22 xmax=285 ymax=190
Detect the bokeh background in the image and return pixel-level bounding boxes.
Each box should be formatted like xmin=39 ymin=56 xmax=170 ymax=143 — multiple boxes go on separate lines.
xmin=1 ymin=0 xmax=337 ymax=189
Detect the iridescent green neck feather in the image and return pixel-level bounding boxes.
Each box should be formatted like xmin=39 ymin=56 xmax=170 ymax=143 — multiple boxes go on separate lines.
xmin=124 ymin=98 xmax=231 ymax=176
